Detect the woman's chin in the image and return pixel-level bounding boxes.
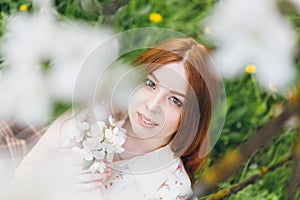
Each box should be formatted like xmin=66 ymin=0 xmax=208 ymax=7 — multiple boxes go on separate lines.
xmin=129 ymin=125 xmax=160 ymax=139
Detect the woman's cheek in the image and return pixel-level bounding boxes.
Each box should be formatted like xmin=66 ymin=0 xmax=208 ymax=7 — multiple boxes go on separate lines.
xmin=129 ymin=90 xmax=144 ymax=105
xmin=136 ymin=90 xmax=154 ymax=106
xmin=173 ymin=109 xmax=182 ymax=126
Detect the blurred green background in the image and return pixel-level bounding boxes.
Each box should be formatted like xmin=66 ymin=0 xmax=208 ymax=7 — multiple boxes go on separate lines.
xmin=0 ymin=0 xmax=300 ymax=199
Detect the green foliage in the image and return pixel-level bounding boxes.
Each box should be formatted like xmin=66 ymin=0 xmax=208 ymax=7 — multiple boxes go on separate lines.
xmin=210 ymin=73 xmax=286 ymax=162
xmin=225 ymin=129 xmax=297 ymax=199
xmin=53 ymin=0 xmax=101 ymax=23
xmin=51 ymin=102 xmax=71 ymax=124
xmin=112 ymin=0 xmax=215 ymax=45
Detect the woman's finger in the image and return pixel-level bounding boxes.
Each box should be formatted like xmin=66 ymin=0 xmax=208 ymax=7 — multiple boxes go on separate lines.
xmin=74 ymin=181 xmax=103 ymax=192
xmin=78 ymin=171 xmax=111 ymax=183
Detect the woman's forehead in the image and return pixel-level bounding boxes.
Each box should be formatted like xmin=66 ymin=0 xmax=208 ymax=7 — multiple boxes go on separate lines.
xmin=151 ymin=62 xmax=188 ymax=95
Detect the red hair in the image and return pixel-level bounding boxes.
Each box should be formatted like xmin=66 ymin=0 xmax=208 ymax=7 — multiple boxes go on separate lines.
xmin=134 ymin=37 xmax=219 ymax=184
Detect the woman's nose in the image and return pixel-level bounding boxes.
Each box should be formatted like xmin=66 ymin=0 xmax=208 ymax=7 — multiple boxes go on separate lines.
xmin=146 ymin=92 xmax=164 ymax=114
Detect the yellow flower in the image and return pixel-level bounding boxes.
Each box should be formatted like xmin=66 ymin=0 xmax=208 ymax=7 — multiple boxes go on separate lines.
xmin=245 ymin=64 xmax=256 ymax=74
xmin=258 ymin=166 xmax=269 ymax=176
xmin=149 ymin=13 xmax=163 ymax=23
xmin=19 ymin=4 xmax=28 ymax=11
xmin=221 ymin=149 xmax=243 ymax=168
xmin=202 ymin=149 xmax=242 ymax=186
xmin=202 ymin=168 xmax=219 ymax=186
xmin=204 ymin=26 xmax=211 ymax=34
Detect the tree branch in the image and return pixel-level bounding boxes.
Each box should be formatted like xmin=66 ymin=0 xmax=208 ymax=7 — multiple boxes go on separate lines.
xmin=205 ymin=155 xmax=294 ymax=200
xmin=287 ymin=118 xmax=300 ymax=200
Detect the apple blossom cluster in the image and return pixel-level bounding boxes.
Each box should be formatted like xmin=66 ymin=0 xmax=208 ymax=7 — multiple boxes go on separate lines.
xmin=65 ymin=110 xmax=126 ymax=173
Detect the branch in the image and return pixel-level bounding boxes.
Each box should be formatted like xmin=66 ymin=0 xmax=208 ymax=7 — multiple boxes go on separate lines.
xmin=204 ymin=155 xmax=294 ymax=200
xmin=287 ymin=118 xmax=300 ymax=200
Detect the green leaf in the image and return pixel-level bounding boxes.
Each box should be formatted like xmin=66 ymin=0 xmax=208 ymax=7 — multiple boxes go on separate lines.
xmin=82 ymin=159 xmax=94 ymax=170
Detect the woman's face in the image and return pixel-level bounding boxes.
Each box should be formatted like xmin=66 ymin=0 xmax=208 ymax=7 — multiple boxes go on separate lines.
xmin=127 ymin=62 xmax=188 ymax=142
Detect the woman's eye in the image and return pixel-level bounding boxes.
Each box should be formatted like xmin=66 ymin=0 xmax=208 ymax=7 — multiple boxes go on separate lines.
xmin=169 ymin=96 xmax=183 ymax=107
xmin=145 ymin=78 xmax=156 ymax=89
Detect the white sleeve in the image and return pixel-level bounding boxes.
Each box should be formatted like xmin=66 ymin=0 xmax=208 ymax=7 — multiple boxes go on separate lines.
xmin=8 ymin=112 xmax=78 ymax=200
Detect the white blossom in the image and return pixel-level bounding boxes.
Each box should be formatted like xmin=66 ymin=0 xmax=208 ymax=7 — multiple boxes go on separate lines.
xmin=95 ymin=62 xmax=142 ymax=114
xmin=0 ymin=69 xmax=51 ymax=125
xmin=83 ymin=137 xmax=103 ymax=151
xmin=205 ymin=0 xmax=297 ymax=91
xmin=47 ymin=22 xmax=114 ymax=102
xmin=72 ymin=114 xmax=126 ymax=171
xmin=89 ymin=161 xmax=106 ymax=173
xmin=32 ymin=0 xmax=52 ymax=10
xmin=90 ymin=122 xmax=105 ymax=137
xmin=108 ymin=115 xmax=116 ymax=127
xmin=79 ymin=121 xmax=90 ymax=133
xmin=91 ymin=121 xmax=107 ymax=135
xmin=84 ymin=152 xmax=95 ymax=162
xmin=104 ymin=129 xmax=114 ymax=141
xmin=114 ymin=136 xmax=126 ymax=148
xmin=0 ymin=5 xmax=116 ymax=124
xmin=1 ymin=12 xmax=56 ymax=71
xmin=93 ymin=150 xmax=106 ymax=160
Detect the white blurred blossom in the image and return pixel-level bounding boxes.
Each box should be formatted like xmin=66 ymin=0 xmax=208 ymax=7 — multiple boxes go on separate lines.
xmin=0 ymin=3 xmax=116 ymax=124
xmin=48 ymin=23 xmax=114 ymax=102
xmin=97 ymin=62 xmax=143 ymax=113
xmin=205 ymin=0 xmax=297 ymax=91
xmin=0 ymin=69 xmax=51 ymax=124
xmin=32 ymin=0 xmax=52 ymax=10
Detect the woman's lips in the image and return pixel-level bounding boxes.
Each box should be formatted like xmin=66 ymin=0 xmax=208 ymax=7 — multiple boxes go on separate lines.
xmin=137 ymin=112 xmax=158 ymax=128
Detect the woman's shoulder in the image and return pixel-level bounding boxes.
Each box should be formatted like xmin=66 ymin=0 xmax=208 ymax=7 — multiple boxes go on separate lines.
xmin=135 ymin=157 xmax=192 ymax=198
xmin=37 ymin=111 xmax=77 ymax=149
xmin=152 ymin=159 xmax=193 ymax=199
xmin=173 ymin=159 xmax=192 ymax=184
xmin=161 ymin=159 xmax=192 ymax=189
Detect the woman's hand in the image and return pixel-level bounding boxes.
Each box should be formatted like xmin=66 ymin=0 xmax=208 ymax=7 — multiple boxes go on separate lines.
xmin=58 ymin=147 xmax=112 ymax=192
xmin=9 ymin=146 xmax=111 ymax=200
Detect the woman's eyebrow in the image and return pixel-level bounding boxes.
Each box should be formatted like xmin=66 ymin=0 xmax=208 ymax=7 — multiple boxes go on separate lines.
xmin=150 ymin=72 xmax=186 ymax=98
xmin=149 ymin=72 xmax=159 ymax=82
xmin=170 ymin=90 xmax=186 ymax=98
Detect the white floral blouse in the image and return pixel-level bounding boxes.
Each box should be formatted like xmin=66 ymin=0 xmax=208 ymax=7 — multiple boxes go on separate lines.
xmin=9 ymin=114 xmax=196 ymax=200
xmin=101 ymin=145 xmax=195 ymax=200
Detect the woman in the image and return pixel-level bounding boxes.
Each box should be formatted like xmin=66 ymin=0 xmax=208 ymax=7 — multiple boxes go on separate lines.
xmin=8 ymin=37 xmax=218 ymax=200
